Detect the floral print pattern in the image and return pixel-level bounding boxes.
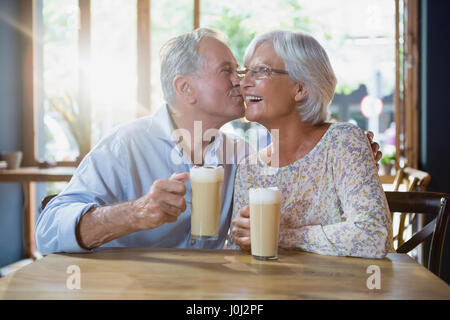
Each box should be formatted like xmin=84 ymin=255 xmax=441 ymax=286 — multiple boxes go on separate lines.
xmin=228 ymin=122 xmax=394 ymax=259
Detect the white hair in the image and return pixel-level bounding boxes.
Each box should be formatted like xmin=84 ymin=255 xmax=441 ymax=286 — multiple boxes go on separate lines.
xmin=160 ymin=28 xmax=227 ymax=106
xmin=244 ymin=30 xmax=337 ymax=125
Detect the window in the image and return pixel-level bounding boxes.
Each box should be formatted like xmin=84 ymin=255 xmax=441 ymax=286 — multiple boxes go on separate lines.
xmin=149 ymin=0 xmax=193 ymax=113
xmin=202 ymin=0 xmax=396 ymax=165
xmin=29 ymin=0 xmax=417 ymax=178
xmin=42 ymin=0 xmax=79 ymax=162
xmin=90 ymin=0 xmax=138 ymax=145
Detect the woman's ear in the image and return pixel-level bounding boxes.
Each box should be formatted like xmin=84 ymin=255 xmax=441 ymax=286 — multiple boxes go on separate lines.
xmin=294 ymin=83 xmax=307 ymax=103
xmin=173 ymin=75 xmax=197 ymax=104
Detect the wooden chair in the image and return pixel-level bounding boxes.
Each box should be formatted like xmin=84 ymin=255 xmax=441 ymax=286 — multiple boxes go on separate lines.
xmin=41 ymin=194 xmax=58 ymax=211
xmin=385 ymin=191 xmax=449 ymax=277
xmin=391 ymin=167 xmax=431 ymax=248
xmin=392 ymin=167 xmax=431 ymax=192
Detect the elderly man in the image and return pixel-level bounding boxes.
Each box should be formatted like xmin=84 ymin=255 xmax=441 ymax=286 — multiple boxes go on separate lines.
xmin=36 ymin=28 xmax=381 ymax=253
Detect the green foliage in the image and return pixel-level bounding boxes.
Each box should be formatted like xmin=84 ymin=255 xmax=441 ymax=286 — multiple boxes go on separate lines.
xmin=47 ymin=94 xmax=90 ymax=156
xmin=335 ymin=82 xmax=364 ymax=95
xmin=46 ymin=182 xmax=68 ymax=197
xmin=277 ymin=0 xmax=312 ymax=32
xmin=381 ymin=153 xmax=396 ymax=165
xmin=202 ymin=0 xmax=314 ymax=65
xmin=204 ymin=8 xmax=256 ymax=66
xmin=42 ymin=0 xmax=77 ymax=43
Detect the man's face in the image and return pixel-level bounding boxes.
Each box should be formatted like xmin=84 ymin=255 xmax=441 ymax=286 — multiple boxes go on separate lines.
xmin=190 ymin=37 xmax=245 ymax=123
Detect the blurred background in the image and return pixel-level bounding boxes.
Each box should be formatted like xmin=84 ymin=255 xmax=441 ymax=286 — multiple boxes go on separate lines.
xmin=39 ymin=0 xmax=396 ymax=170
xmin=1 ymin=0 xmax=449 ymax=282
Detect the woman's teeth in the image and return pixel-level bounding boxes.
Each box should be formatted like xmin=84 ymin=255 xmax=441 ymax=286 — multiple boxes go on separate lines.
xmin=246 ymin=96 xmax=263 ymax=102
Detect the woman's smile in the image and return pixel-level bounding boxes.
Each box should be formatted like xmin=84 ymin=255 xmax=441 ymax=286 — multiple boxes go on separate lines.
xmin=245 ymin=95 xmax=264 ymax=106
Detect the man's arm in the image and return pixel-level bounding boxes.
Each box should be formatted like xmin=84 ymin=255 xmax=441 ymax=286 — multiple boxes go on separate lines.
xmin=76 ymin=172 xmax=188 ymax=250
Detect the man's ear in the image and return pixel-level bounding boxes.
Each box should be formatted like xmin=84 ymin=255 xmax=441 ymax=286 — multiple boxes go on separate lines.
xmin=294 ymin=83 xmax=307 ymax=103
xmin=173 ymin=75 xmax=196 ymax=104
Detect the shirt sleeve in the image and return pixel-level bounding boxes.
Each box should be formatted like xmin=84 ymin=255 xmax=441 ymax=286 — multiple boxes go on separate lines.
xmin=279 ymin=126 xmax=393 ymax=259
xmin=35 ymin=136 xmax=130 ymax=254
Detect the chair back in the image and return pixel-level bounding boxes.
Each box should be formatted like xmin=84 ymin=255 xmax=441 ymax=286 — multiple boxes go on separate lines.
xmin=392 ymin=167 xmax=431 ymax=192
xmin=385 ymin=191 xmax=449 ymax=277
xmin=391 ymin=167 xmax=431 ymax=248
xmin=41 ymin=194 xmax=58 ymax=211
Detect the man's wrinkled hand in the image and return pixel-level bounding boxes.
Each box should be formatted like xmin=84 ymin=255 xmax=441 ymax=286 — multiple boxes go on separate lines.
xmin=132 ymin=172 xmax=189 ymax=230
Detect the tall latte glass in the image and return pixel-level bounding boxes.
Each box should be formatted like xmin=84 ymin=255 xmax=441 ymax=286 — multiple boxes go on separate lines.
xmin=249 ymin=187 xmax=282 ymax=260
xmin=190 ymin=166 xmax=224 ymax=240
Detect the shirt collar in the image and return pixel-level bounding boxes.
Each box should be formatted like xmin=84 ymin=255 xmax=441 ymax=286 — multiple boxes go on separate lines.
xmin=152 ymin=104 xmax=177 ymax=141
xmin=152 ymin=104 xmax=224 ymax=165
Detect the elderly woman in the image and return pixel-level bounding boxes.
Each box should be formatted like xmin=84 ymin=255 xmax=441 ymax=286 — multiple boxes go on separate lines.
xmin=229 ymin=30 xmax=394 ymax=258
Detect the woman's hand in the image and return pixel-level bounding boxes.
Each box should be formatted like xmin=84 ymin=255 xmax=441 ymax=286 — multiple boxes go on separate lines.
xmin=231 ymin=205 xmax=251 ymax=251
xmin=365 ymin=130 xmax=382 ymax=168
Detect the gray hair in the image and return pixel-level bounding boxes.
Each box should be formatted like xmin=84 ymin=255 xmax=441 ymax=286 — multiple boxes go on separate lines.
xmin=160 ymin=28 xmax=227 ymax=106
xmin=244 ymin=30 xmax=337 ymax=125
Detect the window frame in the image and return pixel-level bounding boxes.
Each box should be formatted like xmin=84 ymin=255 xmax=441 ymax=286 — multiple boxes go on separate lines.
xmin=24 ymin=0 xmax=418 ymax=171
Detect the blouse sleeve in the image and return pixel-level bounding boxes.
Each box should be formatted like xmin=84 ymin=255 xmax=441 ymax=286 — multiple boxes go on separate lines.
xmin=279 ymin=126 xmax=393 ymax=258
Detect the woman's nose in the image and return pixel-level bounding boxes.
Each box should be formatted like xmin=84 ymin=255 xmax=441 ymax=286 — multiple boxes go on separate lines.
xmin=239 ymin=73 xmax=253 ymax=88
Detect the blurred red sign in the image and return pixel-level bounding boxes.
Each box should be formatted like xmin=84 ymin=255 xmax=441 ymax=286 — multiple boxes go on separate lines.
xmin=360 ymin=95 xmax=383 ymax=119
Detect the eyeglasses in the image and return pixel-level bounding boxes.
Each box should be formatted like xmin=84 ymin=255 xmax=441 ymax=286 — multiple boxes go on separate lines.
xmin=237 ymin=65 xmax=289 ymax=80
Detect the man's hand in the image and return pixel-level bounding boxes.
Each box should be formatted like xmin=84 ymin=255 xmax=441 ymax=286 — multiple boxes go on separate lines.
xmin=231 ymin=205 xmax=251 ymax=251
xmin=77 ymin=172 xmax=190 ymax=250
xmin=132 ymin=172 xmax=189 ymax=230
xmin=365 ymin=130 xmax=382 ymax=168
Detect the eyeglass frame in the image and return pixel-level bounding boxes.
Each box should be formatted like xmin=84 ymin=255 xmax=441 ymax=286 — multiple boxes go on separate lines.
xmin=237 ymin=65 xmax=289 ymax=80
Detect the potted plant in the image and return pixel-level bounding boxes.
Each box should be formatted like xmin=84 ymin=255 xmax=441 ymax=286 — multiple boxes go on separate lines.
xmin=48 ymin=93 xmax=91 ymax=162
xmin=380 ymin=153 xmax=395 ymax=175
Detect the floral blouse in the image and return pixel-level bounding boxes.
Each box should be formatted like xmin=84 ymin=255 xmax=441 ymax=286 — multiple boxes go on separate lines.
xmin=228 ymin=122 xmax=394 ymax=259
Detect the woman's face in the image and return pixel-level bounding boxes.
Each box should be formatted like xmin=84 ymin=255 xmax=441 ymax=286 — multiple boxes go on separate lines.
xmin=240 ymin=41 xmax=303 ymax=125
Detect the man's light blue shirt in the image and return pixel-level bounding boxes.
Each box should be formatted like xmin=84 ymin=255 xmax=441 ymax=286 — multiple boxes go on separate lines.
xmin=36 ymin=105 xmax=248 ymax=254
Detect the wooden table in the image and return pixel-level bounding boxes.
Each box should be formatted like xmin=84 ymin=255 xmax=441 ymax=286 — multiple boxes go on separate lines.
xmin=0 ymin=167 xmax=75 ymax=259
xmin=0 ymin=248 xmax=448 ymax=300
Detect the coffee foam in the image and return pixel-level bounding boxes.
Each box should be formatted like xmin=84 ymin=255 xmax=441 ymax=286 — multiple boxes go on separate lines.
xmin=190 ymin=166 xmax=224 ymax=182
xmin=249 ymin=187 xmax=281 ymax=204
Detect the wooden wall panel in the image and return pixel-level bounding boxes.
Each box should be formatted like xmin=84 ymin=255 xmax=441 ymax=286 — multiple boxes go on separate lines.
xmin=20 ymin=0 xmax=37 ymax=166
xmin=137 ymin=0 xmax=151 ymax=113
